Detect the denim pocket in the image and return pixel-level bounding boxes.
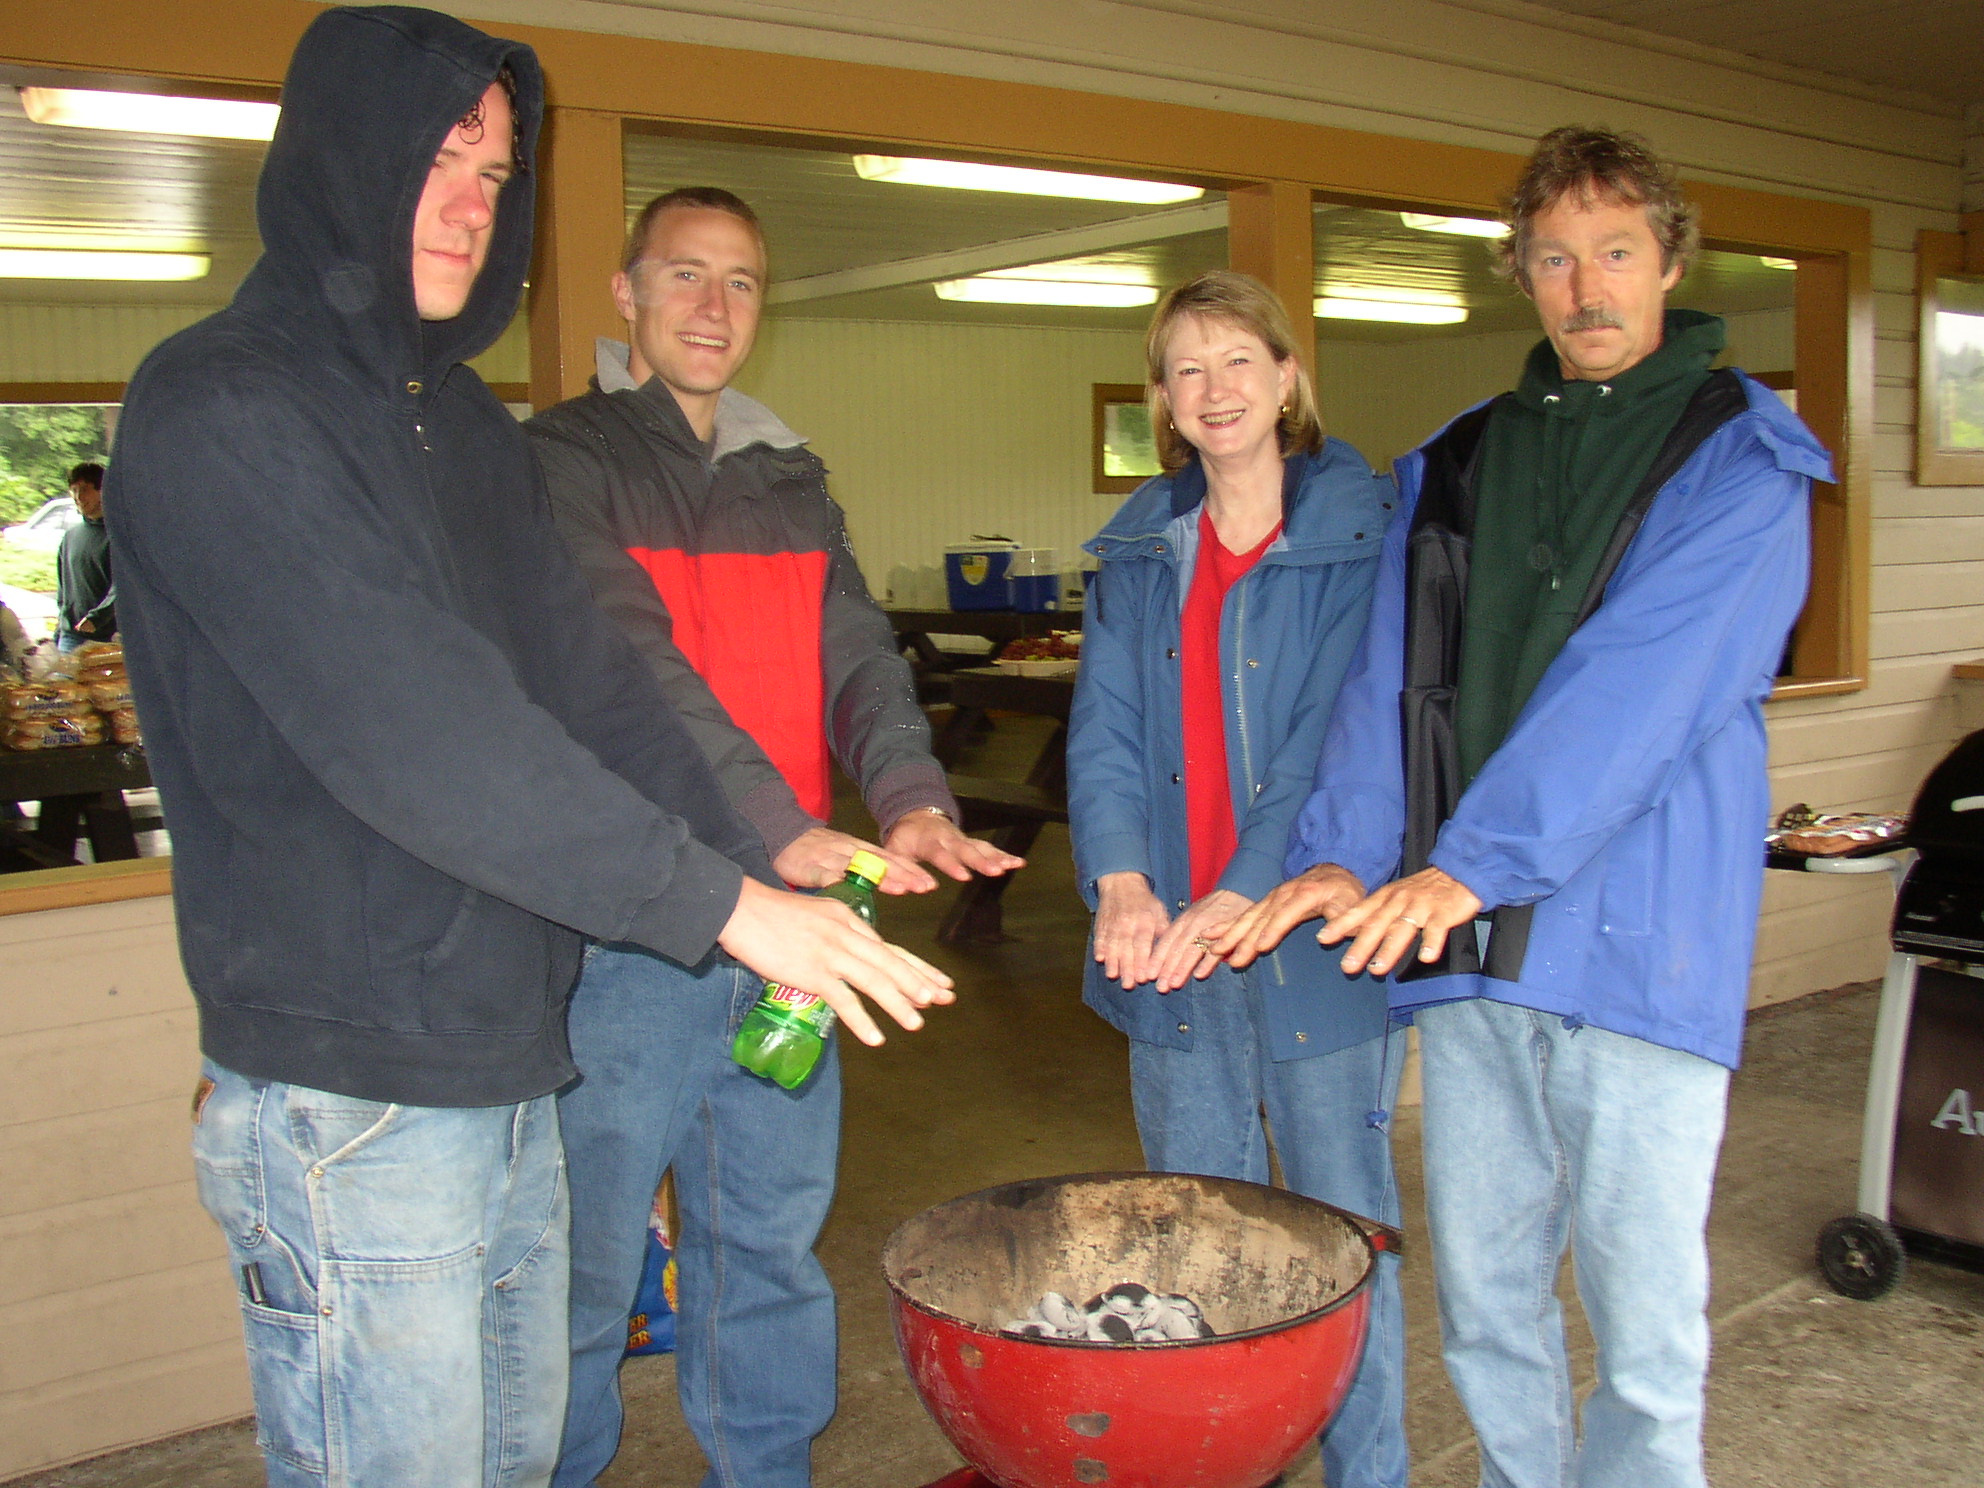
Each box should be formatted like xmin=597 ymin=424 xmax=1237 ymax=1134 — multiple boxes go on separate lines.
xmin=240 ymin=1298 xmax=329 ymax=1474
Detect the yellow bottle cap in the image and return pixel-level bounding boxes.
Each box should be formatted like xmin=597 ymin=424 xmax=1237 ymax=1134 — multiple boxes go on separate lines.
xmin=846 ymin=849 xmax=889 ymax=886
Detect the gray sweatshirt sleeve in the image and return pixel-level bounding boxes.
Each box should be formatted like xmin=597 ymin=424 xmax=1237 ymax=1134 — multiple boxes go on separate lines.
xmin=817 ymin=496 xmax=957 ymax=833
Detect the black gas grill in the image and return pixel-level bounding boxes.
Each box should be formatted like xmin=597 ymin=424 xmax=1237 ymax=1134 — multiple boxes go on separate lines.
xmin=1891 ymin=731 xmax=1984 ymax=959
xmin=1815 ymin=728 xmax=1984 ymax=1299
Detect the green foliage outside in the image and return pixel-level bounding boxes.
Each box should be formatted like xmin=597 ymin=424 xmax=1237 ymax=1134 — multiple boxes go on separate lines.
xmin=1940 ymin=341 xmax=1984 ymax=451
xmin=0 ymin=545 xmax=58 ymax=594
xmin=0 ymin=405 xmax=109 ymax=525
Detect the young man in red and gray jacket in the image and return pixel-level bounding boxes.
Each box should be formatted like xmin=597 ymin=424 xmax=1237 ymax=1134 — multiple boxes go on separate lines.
xmin=527 ymin=187 xmax=1021 ymax=1487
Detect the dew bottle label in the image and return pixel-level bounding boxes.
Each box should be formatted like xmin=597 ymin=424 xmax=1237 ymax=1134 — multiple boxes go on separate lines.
xmin=757 ymin=982 xmax=835 ymax=1034
xmin=731 ymin=850 xmax=888 ymax=1089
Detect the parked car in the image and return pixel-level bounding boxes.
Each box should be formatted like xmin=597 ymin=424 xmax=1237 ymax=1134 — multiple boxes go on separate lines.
xmin=1 ymin=496 xmax=81 ymax=552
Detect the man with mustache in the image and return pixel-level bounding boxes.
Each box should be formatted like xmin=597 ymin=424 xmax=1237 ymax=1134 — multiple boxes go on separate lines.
xmin=1220 ymin=127 xmax=1830 ymax=1487
xmin=527 ymin=188 xmax=1020 ymax=1487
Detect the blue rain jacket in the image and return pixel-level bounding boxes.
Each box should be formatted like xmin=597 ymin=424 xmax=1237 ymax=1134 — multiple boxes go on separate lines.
xmin=1069 ymin=441 xmax=1393 ymax=1059
xmin=1285 ymin=373 xmax=1830 ymax=1068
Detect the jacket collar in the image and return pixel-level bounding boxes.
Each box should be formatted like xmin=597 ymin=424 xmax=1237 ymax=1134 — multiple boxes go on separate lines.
xmin=593 ymin=336 xmax=808 ymax=463
xmin=1087 ymin=440 xmax=1383 ymax=560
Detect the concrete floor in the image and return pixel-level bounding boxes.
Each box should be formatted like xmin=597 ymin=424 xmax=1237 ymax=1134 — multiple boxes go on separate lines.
xmin=19 ymin=716 xmax=1984 ymax=1487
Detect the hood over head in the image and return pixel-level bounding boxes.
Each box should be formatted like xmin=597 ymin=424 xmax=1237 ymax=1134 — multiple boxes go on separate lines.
xmin=235 ymin=5 xmax=542 ymax=384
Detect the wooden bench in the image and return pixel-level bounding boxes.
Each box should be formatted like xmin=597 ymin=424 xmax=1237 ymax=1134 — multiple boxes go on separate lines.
xmin=939 ymin=773 xmax=1068 ymax=946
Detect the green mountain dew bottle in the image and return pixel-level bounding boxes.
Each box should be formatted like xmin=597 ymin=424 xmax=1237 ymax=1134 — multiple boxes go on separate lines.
xmin=732 ymin=850 xmax=888 ymax=1089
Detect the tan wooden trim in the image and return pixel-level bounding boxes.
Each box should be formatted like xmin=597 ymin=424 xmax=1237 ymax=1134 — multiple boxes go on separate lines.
xmin=1767 ymin=676 xmax=1866 ymax=701
xmin=1954 ymin=658 xmax=1984 ymax=683
xmin=0 ymin=857 xmax=171 ymax=917
xmin=1790 ymin=249 xmax=1871 ymax=688
xmin=486 ymin=382 xmax=529 ymax=404
xmin=529 ymin=109 xmax=625 ymax=409
xmin=0 ymin=382 xmax=126 ymax=404
xmin=1228 ymin=182 xmax=1317 ymax=368
xmin=1916 ymin=229 xmax=1984 ymax=487
xmin=1091 ymin=382 xmax=1149 ymax=496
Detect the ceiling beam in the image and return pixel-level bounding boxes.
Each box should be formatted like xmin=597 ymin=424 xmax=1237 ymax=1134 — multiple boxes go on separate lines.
xmin=766 ymin=199 xmax=1226 ymax=305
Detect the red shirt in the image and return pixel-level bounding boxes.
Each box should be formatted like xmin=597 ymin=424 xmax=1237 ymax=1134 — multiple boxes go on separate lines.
xmin=1180 ymin=506 xmax=1281 ymax=901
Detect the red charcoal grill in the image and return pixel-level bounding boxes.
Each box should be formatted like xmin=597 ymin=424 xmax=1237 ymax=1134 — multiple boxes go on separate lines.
xmin=882 ymin=1171 xmax=1397 ymax=1488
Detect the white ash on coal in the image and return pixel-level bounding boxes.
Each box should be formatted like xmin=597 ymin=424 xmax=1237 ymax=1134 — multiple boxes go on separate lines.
xmin=1001 ymin=1282 xmax=1216 ymax=1343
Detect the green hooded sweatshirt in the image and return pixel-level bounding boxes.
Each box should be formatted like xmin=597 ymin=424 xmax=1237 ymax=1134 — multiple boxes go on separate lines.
xmin=1454 ymin=308 xmax=1726 ymax=786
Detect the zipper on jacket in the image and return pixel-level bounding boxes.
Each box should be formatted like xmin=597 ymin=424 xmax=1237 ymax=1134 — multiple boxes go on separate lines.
xmin=1230 ymin=572 xmax=1258 ymax=807
xmin=1227 ymin=569 xmax=1287 ymax=988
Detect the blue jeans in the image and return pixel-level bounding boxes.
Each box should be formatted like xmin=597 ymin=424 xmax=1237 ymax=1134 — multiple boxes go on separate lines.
xmin=1127 ymin=964 xmax=1409 ymax=1488
xmin=1417 ymin=997 xmax=1731 ymax=1488
xmin=190 ymin=1061 xmax=570 ymax=1488
xmin=555 ymin=944 xmax=840 ymax=1488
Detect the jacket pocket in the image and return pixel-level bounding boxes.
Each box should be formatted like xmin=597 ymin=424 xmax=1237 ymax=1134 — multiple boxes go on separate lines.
xmin=412 ymin=885 xmax=555 ymax=1036
xmin=1597 ymin=818 xmax=1656 ymax=938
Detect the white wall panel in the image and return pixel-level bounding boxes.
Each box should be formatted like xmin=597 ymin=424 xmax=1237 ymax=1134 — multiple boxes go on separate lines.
xmin=731 ymin=315 xmax=1145 ymax=586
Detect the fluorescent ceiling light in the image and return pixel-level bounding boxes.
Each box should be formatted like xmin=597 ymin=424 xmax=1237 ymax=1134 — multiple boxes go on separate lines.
xmin=1759 ymin=256 xmax=1798 ymax=270
xmin=979 ymin=261 xmax=1155 ymax=286
xmin=854 ymin=155 xmax=1202 ymax=205
xmin=1315 ymin=289 xmax=1468 ymax=325
xmin=935 ymin=277 xmax=1158 ymax=307
xmin=0 ymin=248 xmax=210 ymax=281
xmin=20 ymin=86 xmax=279 ymax=141
xmin=1400 ymin=212 xmax=1508 ymax=239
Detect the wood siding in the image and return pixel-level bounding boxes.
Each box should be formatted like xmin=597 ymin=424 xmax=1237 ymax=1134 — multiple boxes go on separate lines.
xmin=0 ymin=895 xmax=249 ymax=1479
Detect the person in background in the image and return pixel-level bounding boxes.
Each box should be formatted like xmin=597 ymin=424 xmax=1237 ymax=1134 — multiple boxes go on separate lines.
xmin=105 ymin=10 xmax=948 ymax=1485
xmin=526 ymin=187 xmax=1019 ymax=1487
xmin=1220 ymin=127 xmax=1829 ymax=1488
xmin=1065 ymin=270 xmax=1408 ymax=1488
xmin=55 ymin=461 xmax=113 ymax=652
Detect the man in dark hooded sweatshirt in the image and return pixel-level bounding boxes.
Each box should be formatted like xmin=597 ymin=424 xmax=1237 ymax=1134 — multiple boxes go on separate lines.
xmin=105 ymin=9 xmax=949 ymax=1485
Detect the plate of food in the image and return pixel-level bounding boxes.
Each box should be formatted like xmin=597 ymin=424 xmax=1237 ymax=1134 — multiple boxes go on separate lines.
xmin=996 ymin=633 xmax=1081 ymax=676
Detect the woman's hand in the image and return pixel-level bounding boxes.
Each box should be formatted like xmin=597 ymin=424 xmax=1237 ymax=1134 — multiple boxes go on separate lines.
xmin=1093 ymin=872 xmax=1170 ymax=990
xmin=1148 ymin=888 xmax=1254 ymax=991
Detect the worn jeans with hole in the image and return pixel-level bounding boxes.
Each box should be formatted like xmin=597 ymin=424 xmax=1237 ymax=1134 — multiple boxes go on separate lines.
xmin=554 ymin=944 xmax=840 ymax=1488
xmin=1127 ymin=963 xmax=1409 ymax=1488
xmin=190 ymin=1060 xmax=570 ymax=1488
xmin=1417 ymin=996 xmax=1731 ymax=1488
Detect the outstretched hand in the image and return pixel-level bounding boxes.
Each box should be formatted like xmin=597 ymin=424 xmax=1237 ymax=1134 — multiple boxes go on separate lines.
xmin=1092 ymin=871 xmax=1170 ymax=989
xmin=716 ymin=877 xmax=954 ymax=1047
xmin=1320 ymin=867 xmax=1483 ymax=977
xmin=1148 ymin=889 xmax=1254 ymax=991
xmin=884 ymin=810 xmax=1026 ymax=885
xmin=1213 ymin=864 xmax=1367 ymax=968
xmin=773 ymin=824 xmax=936 ymax=894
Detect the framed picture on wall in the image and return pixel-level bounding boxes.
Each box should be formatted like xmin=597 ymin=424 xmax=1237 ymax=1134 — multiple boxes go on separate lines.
xmin=1093 ymin=383 xmax=1161 ymax=494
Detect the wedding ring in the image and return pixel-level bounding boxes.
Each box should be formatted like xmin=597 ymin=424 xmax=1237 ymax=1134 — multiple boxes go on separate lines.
xmin=1192 ymin=936 xmax=1216 ymax=951
xmin=1398 ymin=914 xmax=1425 ymax=928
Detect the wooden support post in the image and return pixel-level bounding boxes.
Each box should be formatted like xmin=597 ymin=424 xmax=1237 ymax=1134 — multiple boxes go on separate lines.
xmin=1226 ymin=182 xmax=1315 ymax=366
xmin=529 ymin=107 xmax=625 ymax=409
xmin=1965 ymin=211 xmax=1984 ymax=275
xmin=1792 ymin=249 xmax=1871 ymax=685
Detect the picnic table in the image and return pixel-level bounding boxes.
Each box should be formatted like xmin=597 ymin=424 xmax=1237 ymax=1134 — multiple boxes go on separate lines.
xmin=0 ymin=743 xmax=155 ymax=871
xmin=933 ymin=667 xmax=1073 ymax=945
